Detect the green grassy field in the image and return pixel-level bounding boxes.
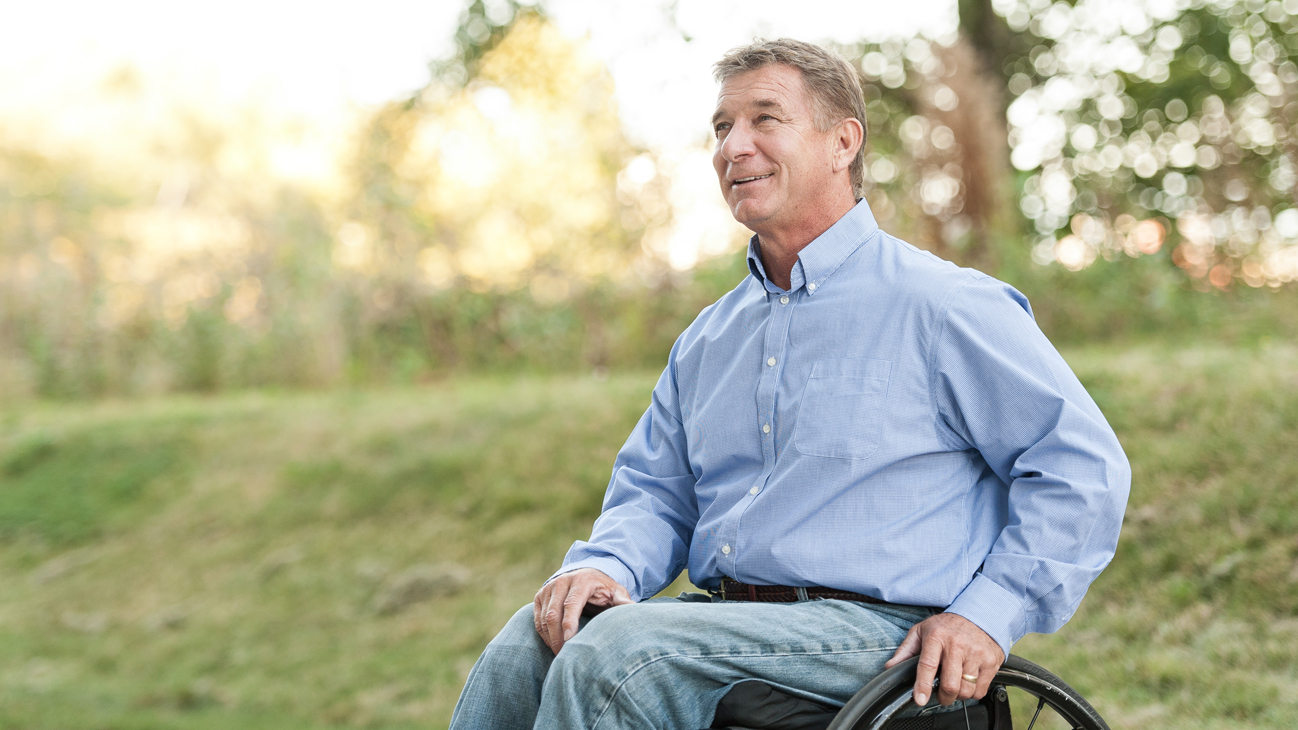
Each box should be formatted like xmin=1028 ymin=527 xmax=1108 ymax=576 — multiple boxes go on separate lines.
xmin=0 ymin=342 xmax=1295 ymax=729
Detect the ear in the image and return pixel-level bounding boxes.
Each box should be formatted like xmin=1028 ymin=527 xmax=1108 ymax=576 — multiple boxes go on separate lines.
xmin=829 ymin=117 xmax=864 ymax=175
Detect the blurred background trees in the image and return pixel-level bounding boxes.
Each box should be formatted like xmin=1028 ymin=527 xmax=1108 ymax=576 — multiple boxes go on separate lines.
xmin=1 ymin=0 xmax=1296 ymax=399
xmin=848 ymin=0 xmax=1298 ymax=285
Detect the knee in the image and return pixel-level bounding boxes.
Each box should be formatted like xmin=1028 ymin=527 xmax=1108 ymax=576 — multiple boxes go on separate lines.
xmin=453 ymin=607 xmax=550 ymax=729
xmin=552 ymin=604 xmax=677 ymax=679
xmin=547 ymin=604 xmax=723 ymax=722
xmin=478 ymin=604 xmax=552 ymax=670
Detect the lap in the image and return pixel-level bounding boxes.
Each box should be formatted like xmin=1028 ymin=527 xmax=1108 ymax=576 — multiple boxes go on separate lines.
xmin=558 ymin=594 xmax=936 ymax=707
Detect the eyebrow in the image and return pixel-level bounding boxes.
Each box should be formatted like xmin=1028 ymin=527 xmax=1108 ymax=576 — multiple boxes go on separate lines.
xmin=711 ymin=98 xmax=786 ymax=126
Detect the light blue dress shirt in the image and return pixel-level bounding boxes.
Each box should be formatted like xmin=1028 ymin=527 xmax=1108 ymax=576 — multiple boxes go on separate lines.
xmin=557 ymin=199 xmax=1130 ymax=655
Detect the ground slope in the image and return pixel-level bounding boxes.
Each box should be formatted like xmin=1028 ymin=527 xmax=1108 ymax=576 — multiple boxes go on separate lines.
xmin=0 ymin=344 xmax=1294 ymax=729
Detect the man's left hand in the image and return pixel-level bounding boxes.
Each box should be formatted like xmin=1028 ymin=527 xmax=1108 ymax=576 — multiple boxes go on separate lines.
xmin=884 ymin=612 xmax=1004 ymax=706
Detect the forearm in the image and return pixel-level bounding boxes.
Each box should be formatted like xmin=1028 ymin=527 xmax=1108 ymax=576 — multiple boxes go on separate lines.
xmin=555 ymin=476 xmax=697 ymax=600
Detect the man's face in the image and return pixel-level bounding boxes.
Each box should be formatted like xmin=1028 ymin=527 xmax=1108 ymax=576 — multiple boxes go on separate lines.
xmin=711 ymin=64 xmax=836 ymax=232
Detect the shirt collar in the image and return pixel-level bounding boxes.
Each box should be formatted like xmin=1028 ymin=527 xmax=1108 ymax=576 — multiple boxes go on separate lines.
xmin=745 ymin=197 xmax=880 ymax=295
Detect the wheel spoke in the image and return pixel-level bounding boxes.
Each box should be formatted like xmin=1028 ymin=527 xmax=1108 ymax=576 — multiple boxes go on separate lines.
xmin=1025 ymin=696 xmax=1045 ymax=730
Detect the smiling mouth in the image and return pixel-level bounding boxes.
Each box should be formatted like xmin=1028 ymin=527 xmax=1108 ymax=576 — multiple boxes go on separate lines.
xmin=732 ymin=174 xmax=772 ymax=185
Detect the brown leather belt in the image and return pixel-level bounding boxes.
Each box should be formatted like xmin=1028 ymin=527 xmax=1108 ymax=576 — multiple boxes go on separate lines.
xmin=715 ymin=577 xmax=889 ymax=605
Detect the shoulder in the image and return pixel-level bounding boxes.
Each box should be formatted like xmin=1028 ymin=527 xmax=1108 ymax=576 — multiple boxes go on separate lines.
xmin=867 ymin=231 xmax=1031 ymax=319
xmin=674 ymin=274 xmax=764 ymax=349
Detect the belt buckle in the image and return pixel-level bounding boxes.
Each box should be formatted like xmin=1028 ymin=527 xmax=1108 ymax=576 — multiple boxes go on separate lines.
xmin=711 ymin=580 xmax=727 ymax=602
xmin=794 ymin=587 xmax=810 ymax=602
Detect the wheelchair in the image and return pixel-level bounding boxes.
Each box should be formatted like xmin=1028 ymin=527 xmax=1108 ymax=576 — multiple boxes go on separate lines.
xmin=713 ymin=654 xmax=1109 ymax=730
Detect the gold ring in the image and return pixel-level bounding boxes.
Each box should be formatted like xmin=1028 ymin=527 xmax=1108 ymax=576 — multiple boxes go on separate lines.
xmin=961 ymin=673 xmax=979 ymax=683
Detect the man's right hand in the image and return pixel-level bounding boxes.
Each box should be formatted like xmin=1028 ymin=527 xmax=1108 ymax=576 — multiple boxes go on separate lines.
xmin=533 ymin=567 xmax=633 ymax=654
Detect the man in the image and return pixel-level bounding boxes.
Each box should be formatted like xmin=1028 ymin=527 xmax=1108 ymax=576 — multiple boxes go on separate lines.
xmin=450 ymin=39 xmax=1129 ymax=730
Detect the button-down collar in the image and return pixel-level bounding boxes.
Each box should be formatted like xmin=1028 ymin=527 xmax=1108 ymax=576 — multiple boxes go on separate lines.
xmin=744 ymin=198 xmax=880 ymax=296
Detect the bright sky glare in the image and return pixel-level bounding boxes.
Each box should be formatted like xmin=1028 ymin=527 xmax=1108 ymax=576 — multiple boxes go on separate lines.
xmin=550 ymin=0 xmax=957 ymax=149
xmin=0 ymin=0 xmax=955 ymax=153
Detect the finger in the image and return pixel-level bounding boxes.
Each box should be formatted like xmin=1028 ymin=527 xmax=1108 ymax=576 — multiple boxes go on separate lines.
xmin=587 ymin=580 xmax=634 ymax=608
xmin=611 ymin=583 xmax=633 ymax=605
xmin=885 ymin=625 xmax=922 ymax=668
xmin=937 ymin=645 xmax=964 ymax=705
xmin=560 ymin=580 xmax=600 ymax=645
xmin=955 ymin=659 xmax=979 ymax=702
xmin=912 ymin=630 xmax=942 ymax=706
xmin=973 ymin=664 xmax=994 ymax=701
xmin=972 ymin=642 xmax=1003 ymax=700
xmin=542 ymin=579 xmax=572 ymax=653
xmin=533 ymin=583 xmax=553 ymax=639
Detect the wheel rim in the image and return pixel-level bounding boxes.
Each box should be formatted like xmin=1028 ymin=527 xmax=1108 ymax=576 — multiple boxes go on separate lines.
xmin=860 ymin=668 xmax=1107 ymax=730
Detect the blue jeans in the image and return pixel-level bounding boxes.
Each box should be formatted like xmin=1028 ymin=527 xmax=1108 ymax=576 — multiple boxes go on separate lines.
xmin=449 ymin=593 xmax=936 ymax=730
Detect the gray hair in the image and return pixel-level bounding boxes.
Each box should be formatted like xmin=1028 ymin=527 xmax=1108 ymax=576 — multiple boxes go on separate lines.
xmin=713 ymin=39 xmax=868 ymax=197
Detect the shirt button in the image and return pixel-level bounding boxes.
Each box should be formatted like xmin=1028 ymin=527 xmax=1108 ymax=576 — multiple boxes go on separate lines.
xmin=780 ymin=295 xmax=789 ymax=305
xmin=722 ymin=544 xmax=731 ymax=555
xmin=808 ymin=282 xmax=817 ymax=292
xmin=767 ymin=357 xmax=776 ymax=367
xmin=750 ymin=486 xmax=760 ymax=495
xmin=762 ymin=423 xmax=771 ymax=434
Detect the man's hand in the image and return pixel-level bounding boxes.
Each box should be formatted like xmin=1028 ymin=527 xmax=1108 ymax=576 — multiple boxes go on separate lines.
xmin=884 ymin=612 xmax=1005 ymax=706
xmin=533 ymin=568 xmax=633 ymax=654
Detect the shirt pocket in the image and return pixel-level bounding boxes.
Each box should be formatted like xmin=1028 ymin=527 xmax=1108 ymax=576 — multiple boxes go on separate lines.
xmin=794 ymin=358 xmax=892 ymax=460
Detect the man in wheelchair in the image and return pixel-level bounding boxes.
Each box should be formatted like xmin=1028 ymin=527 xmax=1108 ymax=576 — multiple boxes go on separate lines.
xmin=450 ymin=38 xmax=1129 ymax=730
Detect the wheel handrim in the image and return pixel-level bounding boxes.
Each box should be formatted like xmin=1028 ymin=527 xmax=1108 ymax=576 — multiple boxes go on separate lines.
xmin=828 ymin=655 xmax=1109 ymax=730
xmin=862 ymin=670 xmax=1104 ymax=730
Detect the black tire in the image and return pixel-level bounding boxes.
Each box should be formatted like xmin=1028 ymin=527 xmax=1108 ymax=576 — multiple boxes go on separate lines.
xmin=825 ymin=654 xmax=1110 ymax=730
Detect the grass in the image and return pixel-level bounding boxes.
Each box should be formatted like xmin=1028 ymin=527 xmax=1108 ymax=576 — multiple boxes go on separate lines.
xmin=0 ymin=342 xmax=1295 ymax=728
xmin=1024 ymin=342 xmax=1298 ymax=729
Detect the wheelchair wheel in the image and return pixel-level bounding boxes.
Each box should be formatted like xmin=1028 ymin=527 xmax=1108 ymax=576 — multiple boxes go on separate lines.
xmin=825 ymin=655 xmax=1109 ymax=730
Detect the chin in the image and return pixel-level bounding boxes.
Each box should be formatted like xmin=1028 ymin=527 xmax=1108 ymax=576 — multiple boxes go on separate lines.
xmin=730 ymin=199 xmax=771 ymax=227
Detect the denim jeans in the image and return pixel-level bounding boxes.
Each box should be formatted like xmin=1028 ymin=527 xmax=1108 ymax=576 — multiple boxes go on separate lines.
xmin=448 ymin=593 xmax=936 ymax=730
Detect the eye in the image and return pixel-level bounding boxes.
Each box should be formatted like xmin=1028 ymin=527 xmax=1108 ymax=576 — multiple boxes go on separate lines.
xmin=757 ymin=114 xmax=776 ymax=122
xmin=713 ymin=122 xmax=731 ymax=137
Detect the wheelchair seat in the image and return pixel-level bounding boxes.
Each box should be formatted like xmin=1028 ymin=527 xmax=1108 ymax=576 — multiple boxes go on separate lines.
xmin=709 ymin=654 xmax=1109 ymax=730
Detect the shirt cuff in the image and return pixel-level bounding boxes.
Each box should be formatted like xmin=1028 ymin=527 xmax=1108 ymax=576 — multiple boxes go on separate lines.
xmin=546 ymin=556 xmax=638 ymax=599
xmin=945 ymin=573 xmax=1026 ymax=659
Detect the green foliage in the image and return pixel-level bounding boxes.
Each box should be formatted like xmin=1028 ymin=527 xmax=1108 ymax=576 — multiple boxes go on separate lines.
xmin=840 ymin=0 xmax=1298 ymax=287
xmin=988 ymin=0 xmax=1298 ymax=286
xmin=0 ymin=9 xmax=732 ymax=399
xmin=1002 ymin=243 xmax=1298 ymax=344
xmin=437 ymin=0 xmax=544 ymax=87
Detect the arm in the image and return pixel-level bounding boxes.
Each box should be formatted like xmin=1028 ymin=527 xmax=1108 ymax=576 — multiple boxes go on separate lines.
xmin=535 ymin=339 xmax=700 ymax=652
xmin=890 ymin=276 xmax=1131 ymax=704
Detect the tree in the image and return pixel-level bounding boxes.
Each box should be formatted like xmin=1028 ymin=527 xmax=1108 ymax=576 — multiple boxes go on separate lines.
xmin=844 ymin=0 xmax=1298 ymax=289
xmin=340 ymin=3 xmax=669 ymax=369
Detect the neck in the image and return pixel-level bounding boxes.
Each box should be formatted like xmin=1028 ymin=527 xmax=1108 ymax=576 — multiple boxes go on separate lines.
xmin=754 ymin=187 xmax=857 ymax=291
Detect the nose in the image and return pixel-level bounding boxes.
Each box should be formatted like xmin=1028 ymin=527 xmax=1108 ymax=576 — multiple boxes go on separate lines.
xmin=718 ymin=120 xmax=756 ymax=163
